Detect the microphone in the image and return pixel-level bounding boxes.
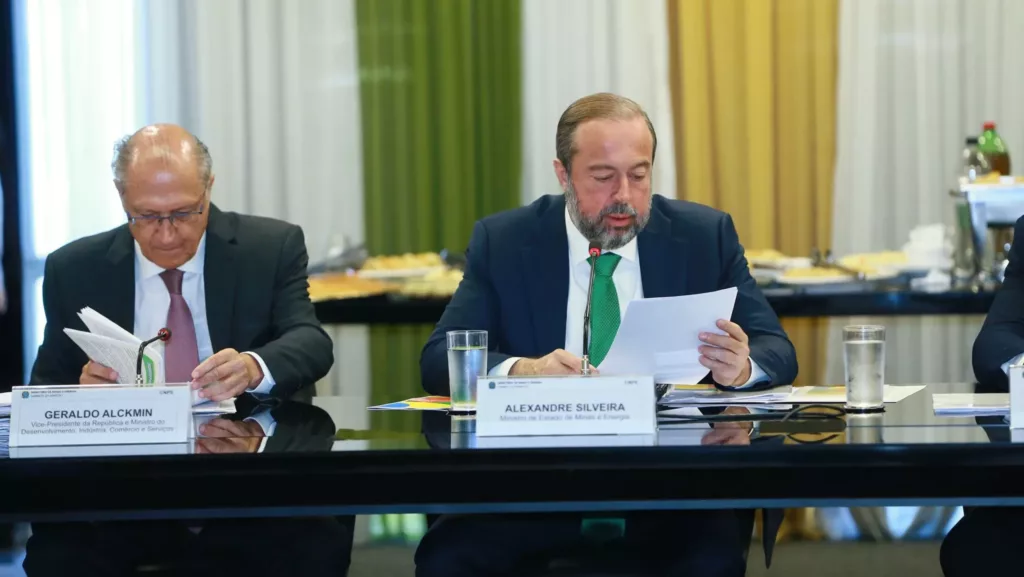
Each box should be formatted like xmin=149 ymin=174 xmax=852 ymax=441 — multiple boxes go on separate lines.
xmin=581 ymin=241 xmax=602 ymax=376
xmin=136 ymin=328 xmax=171 ymax=385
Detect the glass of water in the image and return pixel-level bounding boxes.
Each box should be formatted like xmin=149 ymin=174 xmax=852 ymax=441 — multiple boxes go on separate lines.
xmin=447 ymin=330 xmax=487 ymax=412
xmin=843 ymin=325 xmax=885 ymax=413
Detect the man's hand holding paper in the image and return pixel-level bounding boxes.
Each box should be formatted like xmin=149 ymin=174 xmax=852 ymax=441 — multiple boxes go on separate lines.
xmin=698 ymin=320 xmax=752 ymax=387
xmin=190 ymin=348 xmax=265 ymax=402
xmin=80 ymin=360 xmax=119 ymax=385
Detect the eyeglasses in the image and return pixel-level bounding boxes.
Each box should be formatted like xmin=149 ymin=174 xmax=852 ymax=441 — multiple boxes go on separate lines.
xmin=125 ymin=193 xmax=207 ymax=229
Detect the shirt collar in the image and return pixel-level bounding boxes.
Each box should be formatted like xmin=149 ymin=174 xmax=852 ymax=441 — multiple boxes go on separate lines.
xmin=134 ymin=233 xmax=207 ymax=280
xmin=564 ymin=207 xmax=639 ymax=266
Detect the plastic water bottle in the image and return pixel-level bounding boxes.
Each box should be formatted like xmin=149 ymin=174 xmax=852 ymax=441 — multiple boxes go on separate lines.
xmin=961 ymin=136 xmax=991 ymax=183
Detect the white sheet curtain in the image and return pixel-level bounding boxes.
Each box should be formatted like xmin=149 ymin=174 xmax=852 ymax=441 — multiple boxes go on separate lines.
xmin=14 ymin=0 xmax=142 ymax=374
xmin=138 ymin=0 xmax=369 ymax=400
xmin=16 ymin=0 xmax=369 ymax=396
xmin=521 ymin=0 xmax=677 ymax=203
xmin=826 ymin=0 xmax=1024 ymax=386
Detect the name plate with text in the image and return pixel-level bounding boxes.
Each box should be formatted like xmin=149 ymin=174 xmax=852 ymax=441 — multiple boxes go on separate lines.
xmin=475 ymin=375 xmax=656 ymax=437
xmin=1011 ymin=365 xmax=1024 ymax=429
xmin=10 ymin=385 xmax=192 ymax=447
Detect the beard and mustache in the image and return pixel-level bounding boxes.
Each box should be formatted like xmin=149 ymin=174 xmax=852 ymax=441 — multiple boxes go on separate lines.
xmin=565 ymin=179 xmax=652 ymax=250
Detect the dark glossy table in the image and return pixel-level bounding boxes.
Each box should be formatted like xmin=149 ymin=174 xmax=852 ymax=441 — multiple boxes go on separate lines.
xmin=312 ymin=288 xmax=995 ymax=325
xmin=0 ymin=382 xmax=1020 ymax=523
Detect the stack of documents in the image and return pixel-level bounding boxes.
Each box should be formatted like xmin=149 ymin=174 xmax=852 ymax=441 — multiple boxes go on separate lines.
xmin=932 ymin=393 xmax=1008 ymax=416
xmin=659 ymin=384 xmax=793 ymax=406
xmin=0 ymin=393 xmax=9 ymax=458
xmin=659 ymin=385 xmax=925 ymax=407
xmin=64 ymin=307 xmax=165 ymax=385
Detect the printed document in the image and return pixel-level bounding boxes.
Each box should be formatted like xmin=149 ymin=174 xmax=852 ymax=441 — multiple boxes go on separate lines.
xmin=63 ymin=307 xmax=165 ymax=386
xmin=599 ymin=288 xmax=738 ymax=383
xmin=62 ymin=308 xmax=225 ymax=410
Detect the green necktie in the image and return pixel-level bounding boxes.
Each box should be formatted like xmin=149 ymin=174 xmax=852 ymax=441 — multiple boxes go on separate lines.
xmin=587 ymin=253 xmax=622 ymax=367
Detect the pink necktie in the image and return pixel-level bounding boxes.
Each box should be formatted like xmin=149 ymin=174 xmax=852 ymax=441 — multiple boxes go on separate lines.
xmin=160 ymin=269 xmax=200 ymax=383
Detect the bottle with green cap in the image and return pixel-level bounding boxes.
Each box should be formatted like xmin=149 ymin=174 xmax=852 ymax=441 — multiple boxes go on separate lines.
xmin=978 ymin=121 xmax=1011 ymax=176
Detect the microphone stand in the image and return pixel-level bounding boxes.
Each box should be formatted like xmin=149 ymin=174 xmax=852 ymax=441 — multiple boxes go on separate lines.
xmin=136 ymin=328 xmax=171 ymax=385
xmin=582 ymin=242 xmax=602 ymax=376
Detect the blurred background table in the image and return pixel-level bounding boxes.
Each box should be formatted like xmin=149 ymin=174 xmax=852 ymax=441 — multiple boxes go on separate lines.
xmin=313 ymin=287 xmax=997 ymax=325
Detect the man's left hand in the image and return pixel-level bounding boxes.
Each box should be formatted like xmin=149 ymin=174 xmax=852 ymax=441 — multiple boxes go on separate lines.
xmin=191 ymin=349 xmax=263 ymax=401
xmin=698 ymin=319 xmax=751 ymax=387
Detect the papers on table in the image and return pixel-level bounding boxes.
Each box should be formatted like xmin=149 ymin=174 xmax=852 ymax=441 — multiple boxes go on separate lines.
xmin=658 ymin=384 xmax=925 ymax=406
xmin=599 ymin=288 xmax=738 ymax=383
xmin=0 ymin=391 xmax=10 ymax=417
xmin=64 ymin=307 xmax=165 ymax=386
xmin=932 ymin=393 xmax=1008 ymax=416
xmin=788 ymin=385 xmax=926 ymax=404
xmin=193 ymin=398 xmax=237 ymax=415
xmin=369 ymin=396 xmax=451 ymax=411
xmin=659 ymin=384 xmax=793 ymax=406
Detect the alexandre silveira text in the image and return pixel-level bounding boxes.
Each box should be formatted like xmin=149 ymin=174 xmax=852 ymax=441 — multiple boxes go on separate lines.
xmin=504 ymin=403 xmax=626 ymax=413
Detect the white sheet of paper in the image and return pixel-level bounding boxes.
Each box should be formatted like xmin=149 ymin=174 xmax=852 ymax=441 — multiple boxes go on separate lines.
xmin=63 ymin=329 xmax=165 ymax=386
xmin=192 ymin=398 xmax=237 ymax=415
xmin=786 ymin=385 xmax=926 ymax=404
xmin=598 ymin=288 xmax=738 ymax=383
xmin=659 ymin=385 xmax=793 ymax=406
xmin=78 ymin=307 xmax=139 ymax=344
xmin=932 ymin=393 xmax=1008 ymax=416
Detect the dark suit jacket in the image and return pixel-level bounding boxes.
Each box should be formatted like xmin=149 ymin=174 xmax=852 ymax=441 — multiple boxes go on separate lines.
xmin=974 ymin=215 xmax=1024 ymax=389
xmin=29 ymin=204 xmax=333 ymax=399
xmin=420 ymin=194 xmax=798 ymax=395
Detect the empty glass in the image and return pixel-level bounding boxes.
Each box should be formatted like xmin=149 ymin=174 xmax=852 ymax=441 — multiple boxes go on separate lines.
xmin=843 ymin=325 xmax=885 ymax=413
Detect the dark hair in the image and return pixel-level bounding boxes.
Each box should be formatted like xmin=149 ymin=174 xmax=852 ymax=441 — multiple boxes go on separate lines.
xmin=555 ymin=92 xmax=657 ymax=174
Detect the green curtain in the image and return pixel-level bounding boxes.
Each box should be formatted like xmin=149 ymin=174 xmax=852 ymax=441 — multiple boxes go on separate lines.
xmin=356 ymin=0 xmax=522 ymax=431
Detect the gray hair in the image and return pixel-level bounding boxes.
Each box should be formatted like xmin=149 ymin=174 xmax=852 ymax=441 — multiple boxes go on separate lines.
xmin=111 ymin=131 xmax=213 ymax=189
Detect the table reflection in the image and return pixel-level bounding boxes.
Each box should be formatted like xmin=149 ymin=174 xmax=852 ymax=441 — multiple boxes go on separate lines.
xmin=420 ymin=406 xmax=760 ymax=450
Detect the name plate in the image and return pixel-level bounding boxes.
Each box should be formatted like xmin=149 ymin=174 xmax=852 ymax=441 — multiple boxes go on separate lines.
xmin=10 ymin=385 xmax=192 ymax=447
xmin=1012 ymin=365 xmax=1024 ymax=429
xmin=475 ymin=375 xmax=656 ymax=437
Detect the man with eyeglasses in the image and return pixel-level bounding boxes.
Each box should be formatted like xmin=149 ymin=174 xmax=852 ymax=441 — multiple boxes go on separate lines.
xmin=29 ymin=123 xmax=333 ymax=400
xmin=24 ymin=124 xmax=349 ymax=577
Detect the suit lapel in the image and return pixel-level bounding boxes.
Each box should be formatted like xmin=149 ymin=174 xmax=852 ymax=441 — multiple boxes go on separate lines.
xmin=522 ymin=197 xmax=570 ymax=354
xmin=637 ymin=203 xmax=688 ymax=298
xmin=103 ymin=226 xmax=136 ymax=333
xmin=203 ymin=205 xmax=237 ymax=352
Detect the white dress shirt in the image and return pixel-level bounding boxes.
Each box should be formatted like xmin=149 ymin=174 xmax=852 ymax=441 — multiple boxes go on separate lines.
xmin=491 ymin=208 xmax=768 ymax=387
xmin=248 ymin=409 xmax=278 ymax=452
xmin=134 ymin=233 xmax=276 ymax=393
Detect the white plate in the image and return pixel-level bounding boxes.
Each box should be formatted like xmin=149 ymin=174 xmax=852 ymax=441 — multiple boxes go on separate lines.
xmin=777 ymin=272 xmax=898 ymax=286
xmin=749 ymin=256 xmax=813 ymax=269
xmin=356 ymin=266 xmax=446 ymax=280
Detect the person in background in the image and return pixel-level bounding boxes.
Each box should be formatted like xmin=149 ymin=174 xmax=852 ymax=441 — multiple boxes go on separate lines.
xmin=417 ymin=93 xmax=798 ymax=577
xmin=23 ymin=124 xmax=348 ymax=577
xmin=972 ymin=214 xmax=1024 ymax=388
xmin=943 ymin=214 xmax=1024 ymax=576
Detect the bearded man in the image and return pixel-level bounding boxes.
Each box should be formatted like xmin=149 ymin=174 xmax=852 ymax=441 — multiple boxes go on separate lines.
xmin=415 ymin=93 xmax=798 ymax=577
